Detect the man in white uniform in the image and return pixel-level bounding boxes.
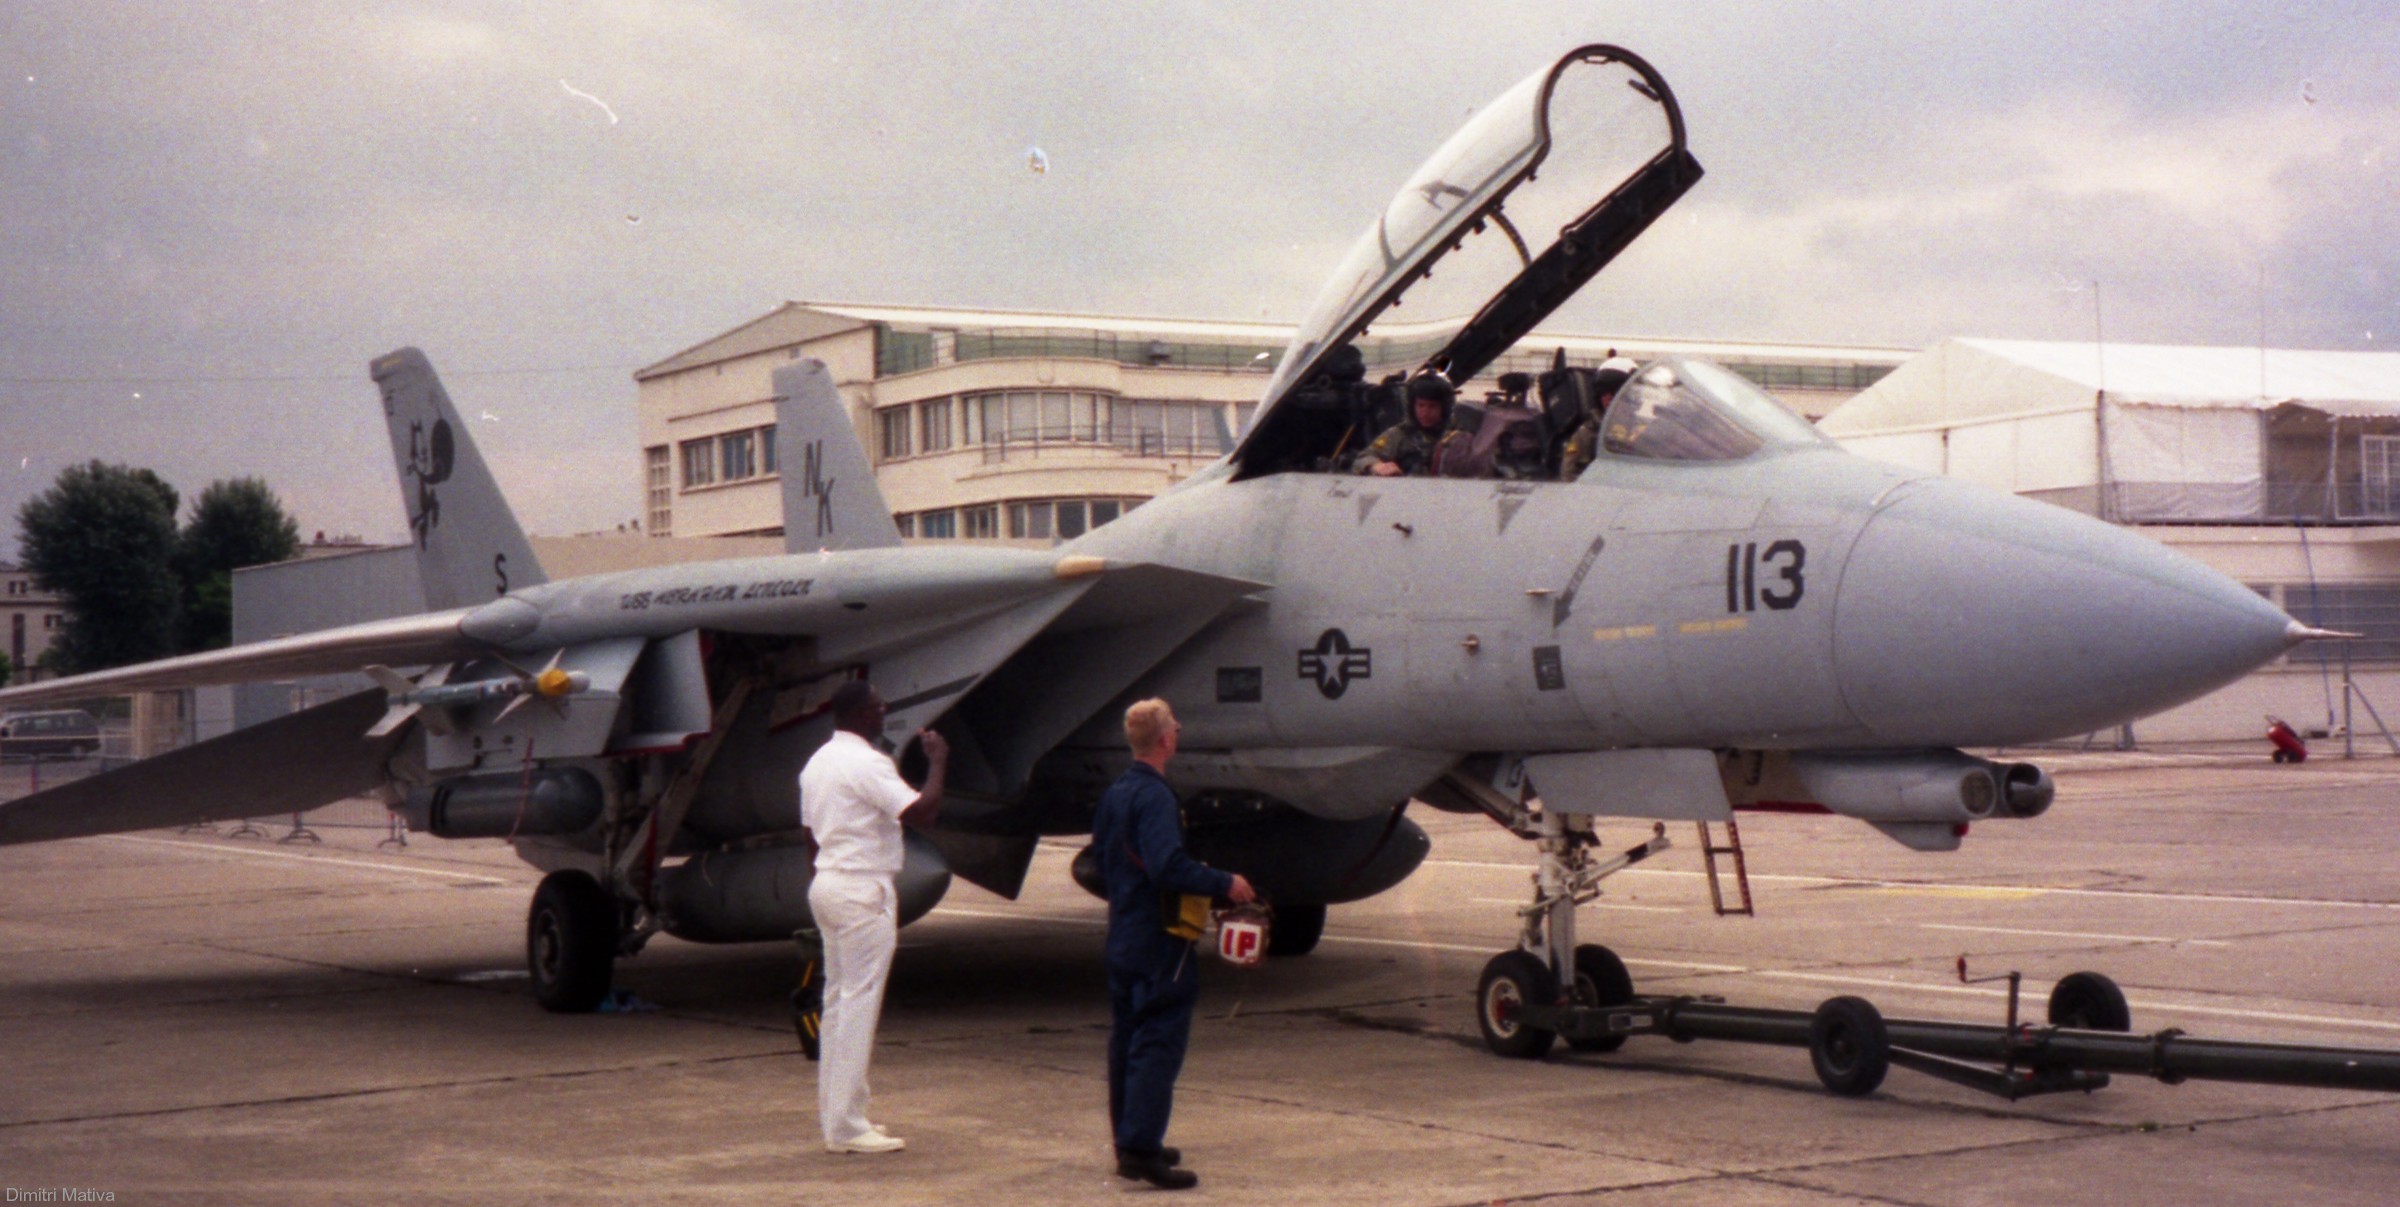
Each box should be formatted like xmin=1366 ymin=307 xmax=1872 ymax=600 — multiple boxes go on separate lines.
xmin=800 ymin=680 xmax=947 ymax=1154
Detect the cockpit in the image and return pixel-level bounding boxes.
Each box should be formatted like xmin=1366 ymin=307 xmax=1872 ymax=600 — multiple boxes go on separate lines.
xmin=1594 ymin=359 xmax=1828 ymax=464
xmin=1229 ymin=44 xmax=1811 ymax=482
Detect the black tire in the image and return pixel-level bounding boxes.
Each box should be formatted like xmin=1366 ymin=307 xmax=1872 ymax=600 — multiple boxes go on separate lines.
xmin=2048 ymin=971 xmax=2132 ymax=1032
xmin=1810 ymin=996 xmax=1890 ymax=1096
xmin=528 ymin=870 xmax=618 ymax=1013
xmin=1267 ymin=902 xmax=1327 ymax=957
xmin=1476 ymin=951 xmax=1559 ymax=1060
xmin=1566 ymin=944 xmax=1636 ymax=1052
xmin=2272 ymin=749 xmax=2293 ymax=764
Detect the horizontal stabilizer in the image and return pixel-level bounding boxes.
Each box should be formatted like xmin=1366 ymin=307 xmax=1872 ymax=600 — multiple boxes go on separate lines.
xmin=0 ymin=610 xmax=482 ymax=711
xmin=775 ymin=359 xmax=902 ymax=553
xmin=0 ymin=690 xmax=405 ymax=845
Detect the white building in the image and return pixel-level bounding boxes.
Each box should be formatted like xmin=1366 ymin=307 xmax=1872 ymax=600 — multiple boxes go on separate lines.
xmin=1821 ymin=338 xmax=2400 ymax=747
xmin=0 ymin=562 xmax=66 ymax=683
xmin=634 ymin=301 xmax=1911 ymax=545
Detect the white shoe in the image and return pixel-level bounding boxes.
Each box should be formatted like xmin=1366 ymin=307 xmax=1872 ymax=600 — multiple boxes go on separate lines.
xmin=827 ymin=1131 xmax=906 ymax=1154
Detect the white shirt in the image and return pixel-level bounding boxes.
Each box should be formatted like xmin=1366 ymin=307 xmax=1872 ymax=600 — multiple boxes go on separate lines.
xmin=800 ymin=729 xmax=919 ymax=876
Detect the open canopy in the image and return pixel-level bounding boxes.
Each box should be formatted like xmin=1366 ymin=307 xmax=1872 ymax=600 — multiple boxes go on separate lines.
xmin=1232 ymin=44 xmax=1703 ymax=478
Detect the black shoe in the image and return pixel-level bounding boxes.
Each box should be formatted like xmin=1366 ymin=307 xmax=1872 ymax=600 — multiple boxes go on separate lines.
xmin=1115 ymin=1152 xmax=1198 ymax=1190
xmin=1117 ymin=1145 xmax=1181 ymax=1167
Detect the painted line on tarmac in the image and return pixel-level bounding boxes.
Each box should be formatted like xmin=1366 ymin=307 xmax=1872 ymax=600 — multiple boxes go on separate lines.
xmin=102 ymin=835 xmax=513 ymax=885
xmin=1471 ymin=896 xmax=1681 ymax=914
xmin=1750 ymin=968 xmax=2400 ymax=1035
xmin=930 ymin=905 xmax=1104 ymax=927
xmin=1424 ymin=858 xmax=2400 ymax=912
xmin=1311 ymin=932 xmax=1749 ymax=975
xmin=1919 ymin=922 xmax=2229 ymax=947
xmin=915 ymin=908 xmax=2400 ymax=1036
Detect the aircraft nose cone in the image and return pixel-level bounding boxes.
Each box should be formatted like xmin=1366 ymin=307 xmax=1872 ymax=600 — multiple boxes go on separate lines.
xmin=1834 ymin=479 xmax=2298 ymax=745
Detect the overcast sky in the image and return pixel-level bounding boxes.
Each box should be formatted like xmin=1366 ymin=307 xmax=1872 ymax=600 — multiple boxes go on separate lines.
xmin=3 ymin=2 xmax=2394 ymax=557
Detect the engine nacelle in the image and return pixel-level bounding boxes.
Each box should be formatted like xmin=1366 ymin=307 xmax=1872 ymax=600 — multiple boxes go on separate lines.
xmin=1070 ymin=810 xmax=1429 ymax=906
xmin=397 ymin=767 xmax=605 ymax=839
xmin=657 ymin=829 xmax=951 ymax=944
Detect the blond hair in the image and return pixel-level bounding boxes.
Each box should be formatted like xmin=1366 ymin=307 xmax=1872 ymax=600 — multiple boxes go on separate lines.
xmin=1124 ymin=698 xmax=1177 ymax=758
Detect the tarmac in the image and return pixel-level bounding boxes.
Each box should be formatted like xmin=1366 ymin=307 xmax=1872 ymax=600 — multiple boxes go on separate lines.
xmin=4 ymin=749 xmax=2399 ymax=1205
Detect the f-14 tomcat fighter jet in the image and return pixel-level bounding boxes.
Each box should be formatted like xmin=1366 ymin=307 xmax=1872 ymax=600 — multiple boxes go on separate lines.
xmin=0 ymin=46 xmax=2320 ymax=1020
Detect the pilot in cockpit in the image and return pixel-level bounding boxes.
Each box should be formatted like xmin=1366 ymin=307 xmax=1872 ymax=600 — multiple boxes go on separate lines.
xmin=1557 ymin=357 xmax=1639 ymax=479
xmin=1352 ymin=375 xmax=1460 ymax=477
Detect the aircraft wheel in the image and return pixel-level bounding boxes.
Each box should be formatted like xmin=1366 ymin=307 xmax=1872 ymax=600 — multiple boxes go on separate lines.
xmin=1809 ymin=996 xmax=1890 ymax=1096
xmin=2048 ymin=971 xmax=2132 ymax=1032
xmin=1267 ymin=902 xmax=1326 ymax=956
xmin=1477 ymin=951 xmax=1559 ymax=1060
xmin=1565 ymin=944 xmax=1635 ymax=1052
xmin=528 ymin=870 xmax=617 ymax=1013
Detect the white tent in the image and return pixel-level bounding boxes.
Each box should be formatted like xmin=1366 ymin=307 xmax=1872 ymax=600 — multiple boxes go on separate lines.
xmin=1819 ymin=339 xmax=2400 ymax=523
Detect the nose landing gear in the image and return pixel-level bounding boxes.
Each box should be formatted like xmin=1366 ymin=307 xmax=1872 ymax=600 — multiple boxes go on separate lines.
xmin=1471 ymin=806 xmax=1672 ymax=1058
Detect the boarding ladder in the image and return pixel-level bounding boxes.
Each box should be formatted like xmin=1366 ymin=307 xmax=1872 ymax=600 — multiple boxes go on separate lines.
xmin=1696 ymin=819 xmax=1753 ymax=916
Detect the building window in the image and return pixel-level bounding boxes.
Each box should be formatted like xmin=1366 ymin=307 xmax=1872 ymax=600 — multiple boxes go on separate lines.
xmin=2288 ymin=584 xmax=2400 ymax=662
xmin=1002 ymin=497 xmax=1136 ymax=542
xmin=2363 ymin=434 xmax=2400 ymax=518
xmin=961 ymin=390 xmax=1128 ymax=449
xmin=759 ymin=425 xmax=779 ymax=476
xmin=917 ymin=509 xmax=956 ymax=539
xmin=893 ymin=513 xmax=916 ymax=538
xmin=1007 ymin=502 xmax=1052 ymax=540
xmin=42 ymin=614 xmax=58 ymax=630
xmin=721 ymin=430 xmax=758 ymax=481
xmin=645 ymin=446 xmax=673 ymax=536
xmin=963 ymin=505 xmax=999 ymax=540
xmin=5 ymin=581 xmax=24 ymax=596
xmin=879 ymin=408 xmax=914 ymax=461
xmin=680 ymin=438 xmax=716 ymax=488
xmin=920 ymin=398 xmax=954 ymax=453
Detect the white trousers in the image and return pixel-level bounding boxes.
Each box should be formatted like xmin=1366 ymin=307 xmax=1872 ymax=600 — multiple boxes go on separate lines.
xmin=810 ymin=870 xmax=898 ymax=1144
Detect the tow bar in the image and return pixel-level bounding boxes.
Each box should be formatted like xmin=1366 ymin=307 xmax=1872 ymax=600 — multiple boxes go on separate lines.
xmin=1487 ymin=954 xmax=2400 ymax=1099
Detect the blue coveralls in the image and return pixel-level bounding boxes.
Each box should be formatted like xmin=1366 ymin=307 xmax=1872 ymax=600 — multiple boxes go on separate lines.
xmin=1094 ymin=761 xmax=1233 ymax=1158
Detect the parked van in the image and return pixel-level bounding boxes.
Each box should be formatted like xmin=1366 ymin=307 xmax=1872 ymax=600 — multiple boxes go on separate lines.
xmin=0 ymin=709 xmax=103 ymax=760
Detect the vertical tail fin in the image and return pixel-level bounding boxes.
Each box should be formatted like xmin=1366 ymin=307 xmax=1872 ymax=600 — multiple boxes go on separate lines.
xmin=775 ymin=359 xmax=902 ymax=553
xmin=370 ymin=348 xmax=547 ymax=610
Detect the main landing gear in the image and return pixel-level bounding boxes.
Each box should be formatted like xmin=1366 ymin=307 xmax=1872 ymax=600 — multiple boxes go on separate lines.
xmin=528 ymin=869 xmax=620 ymax=1013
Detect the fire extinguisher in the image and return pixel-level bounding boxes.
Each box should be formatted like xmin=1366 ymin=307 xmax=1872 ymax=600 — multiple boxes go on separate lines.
xmin=2266 ymin=715 xmax=2308 ymax=764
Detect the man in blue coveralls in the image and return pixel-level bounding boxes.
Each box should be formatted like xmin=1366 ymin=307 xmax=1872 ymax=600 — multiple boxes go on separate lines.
xmin=1095 ymin=697 xmax=1257 ymax=1190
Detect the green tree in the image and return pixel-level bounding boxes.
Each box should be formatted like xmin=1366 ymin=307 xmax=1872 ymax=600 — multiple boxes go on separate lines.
xmin=17 ymin=461 xmax=181 ymax=673
xmin=0 ymin=649 xmax=14 ymax=687
xmin=177 ymin=477 xmax=300 ymax=651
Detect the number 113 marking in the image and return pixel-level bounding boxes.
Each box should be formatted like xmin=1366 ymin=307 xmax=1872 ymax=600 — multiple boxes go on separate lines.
xmin=1726 ymin=539 xmax=1806 ymax=612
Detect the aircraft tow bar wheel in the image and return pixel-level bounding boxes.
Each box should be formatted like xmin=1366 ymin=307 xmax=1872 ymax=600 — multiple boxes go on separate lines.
xmin=1267 ymin=902 xmax=1327 ymax=957
xmin=1809 ymin=995 xmax=1891 ymax=1096
xmin=528 ymin=870 xmax=618 ymax=1013
xmin=1565 ymin=943 xmax=1635 ymax=1052
xmin=1477 ymin=951 xmax=1560 ymax=1060
xmin=2047 ymin=971 xmax=2133 ymax=1032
